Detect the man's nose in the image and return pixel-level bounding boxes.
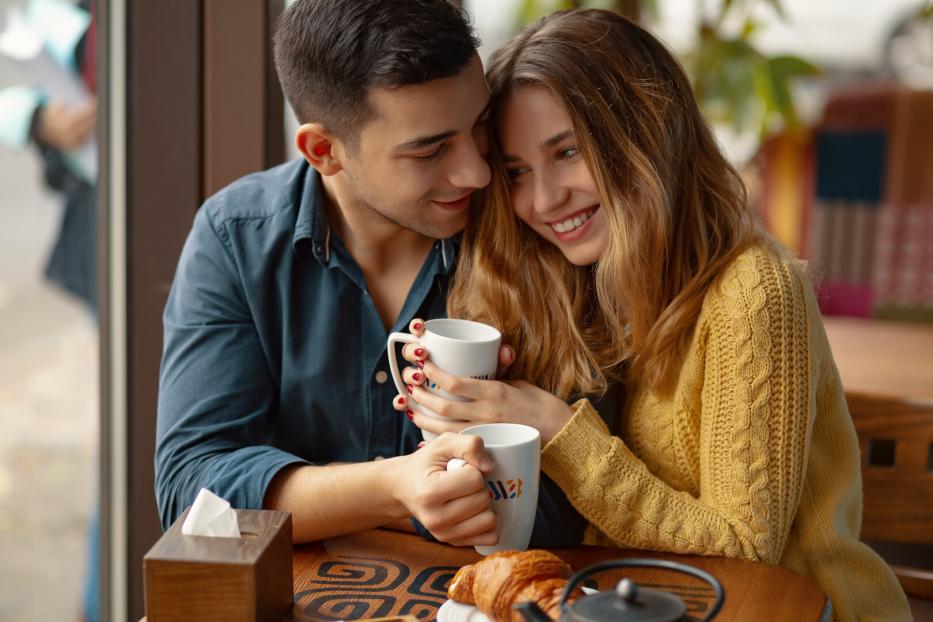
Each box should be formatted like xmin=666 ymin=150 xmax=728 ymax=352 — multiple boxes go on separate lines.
xmin=447 ymin=138 xmax=491 ymax=190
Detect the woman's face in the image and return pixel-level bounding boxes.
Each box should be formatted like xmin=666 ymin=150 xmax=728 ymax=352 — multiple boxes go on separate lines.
xmin=498 ymin=86 xmax=608 ymax=266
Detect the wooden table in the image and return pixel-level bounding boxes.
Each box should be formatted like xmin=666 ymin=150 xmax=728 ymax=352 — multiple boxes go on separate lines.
xmin=286 ymin=529 xmax=830 ymax=621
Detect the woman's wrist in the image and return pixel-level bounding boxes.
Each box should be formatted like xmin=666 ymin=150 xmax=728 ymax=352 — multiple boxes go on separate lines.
xmin=542 ymin=399 xmax=574 ymax=444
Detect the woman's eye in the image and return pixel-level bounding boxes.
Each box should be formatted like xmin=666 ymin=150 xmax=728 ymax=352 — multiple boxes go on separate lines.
xmin=507 ymin=167 xmax=529 ymax=181
xmin=412 ymin=144 xmax=446 ymax=162
xmin=558 ymin=146 xmax=579 ymax=160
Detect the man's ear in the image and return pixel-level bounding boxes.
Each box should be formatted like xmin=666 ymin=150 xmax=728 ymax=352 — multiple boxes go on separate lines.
xmin=295 ymin=123 xmax=343 ymax=176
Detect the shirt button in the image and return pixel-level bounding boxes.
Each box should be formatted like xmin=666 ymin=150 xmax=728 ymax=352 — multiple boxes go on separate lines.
xmin=375 ymin=370 xmax=388 ymax=384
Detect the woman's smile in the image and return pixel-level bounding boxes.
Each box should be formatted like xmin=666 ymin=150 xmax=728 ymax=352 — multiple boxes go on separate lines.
xmin=548 ymin=205 xmax=600 ymax=241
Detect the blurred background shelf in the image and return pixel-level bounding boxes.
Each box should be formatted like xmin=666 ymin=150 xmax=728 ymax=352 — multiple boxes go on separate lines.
xmin=824 ymin=315 xmax=933 ymax=402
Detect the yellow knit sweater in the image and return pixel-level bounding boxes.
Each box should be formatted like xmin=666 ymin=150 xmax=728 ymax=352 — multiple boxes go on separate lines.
xmin=541 ymin=245 xmax=910 ymax=621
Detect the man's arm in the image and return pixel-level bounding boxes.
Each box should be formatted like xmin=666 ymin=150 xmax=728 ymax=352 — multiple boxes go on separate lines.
xmin=264 ymin=435 xmax=496 ymax=544
xmin=264 ymin=462 xmax=412 ymax=542
xmin=156 ymin=205 xmax=302 ymax=528
xmin=156 ymin=206 xmax=498 ymax=544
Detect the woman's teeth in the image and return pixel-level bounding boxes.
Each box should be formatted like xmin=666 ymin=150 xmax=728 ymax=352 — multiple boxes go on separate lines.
xmin=551 ymin=209 xmax=594 ymax=234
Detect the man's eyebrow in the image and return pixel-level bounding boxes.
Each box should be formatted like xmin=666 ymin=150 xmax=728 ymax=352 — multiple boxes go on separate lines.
xmin=396 ymin=131 xmax=456 ymax=151
xmin=395 ymin=98 xmax=493 ymax=152
xmin=502 ymin=129 xmax=574 ymax=163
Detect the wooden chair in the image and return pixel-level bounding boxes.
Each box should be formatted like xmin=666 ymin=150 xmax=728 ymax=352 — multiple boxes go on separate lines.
xmin=847 ymin=392 xmax=933 ymax=614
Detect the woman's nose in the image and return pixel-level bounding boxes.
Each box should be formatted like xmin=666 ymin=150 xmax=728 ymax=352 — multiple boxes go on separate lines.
xmin=533 ymin=173 xmax=569 ymax=215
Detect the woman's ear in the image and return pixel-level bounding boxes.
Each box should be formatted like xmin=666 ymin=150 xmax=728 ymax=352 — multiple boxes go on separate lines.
xmin=295 ymin=123 xmax=342 ymax=176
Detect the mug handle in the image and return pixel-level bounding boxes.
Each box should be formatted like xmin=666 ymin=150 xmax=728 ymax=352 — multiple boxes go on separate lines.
xmin=387 ymin=332 xmax=420 ymax=404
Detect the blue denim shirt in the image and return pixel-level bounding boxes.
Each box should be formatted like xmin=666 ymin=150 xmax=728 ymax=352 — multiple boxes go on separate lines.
xmin=155 ymin=160 xmax=585 ymax=545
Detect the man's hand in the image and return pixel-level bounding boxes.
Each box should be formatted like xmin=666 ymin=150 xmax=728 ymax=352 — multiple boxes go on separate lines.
xmin=390 ymin=432 xmax=499 ymax=546
xmin=37 ymin=99 xmax=96 ymax=151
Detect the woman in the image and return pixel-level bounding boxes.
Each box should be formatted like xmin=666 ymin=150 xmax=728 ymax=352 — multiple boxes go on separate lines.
xmin=393 ymin=9 xmax=909 ymax=621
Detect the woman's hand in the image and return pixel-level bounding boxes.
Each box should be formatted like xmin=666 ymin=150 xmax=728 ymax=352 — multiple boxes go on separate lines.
xmin=393 ymin=319 xmax=573 ymax=444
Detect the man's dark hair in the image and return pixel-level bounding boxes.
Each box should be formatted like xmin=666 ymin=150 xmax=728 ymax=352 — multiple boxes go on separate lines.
xmin=274 ymin=0 xmax=479 ymax=153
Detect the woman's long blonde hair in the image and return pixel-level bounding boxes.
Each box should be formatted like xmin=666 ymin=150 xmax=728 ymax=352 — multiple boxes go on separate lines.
xmin=449 ymin=9 xmax=767 ymax=399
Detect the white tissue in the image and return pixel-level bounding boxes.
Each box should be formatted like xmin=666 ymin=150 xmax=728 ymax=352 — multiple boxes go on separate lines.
xmin=181 ymin=488 xmax=241 ymax=538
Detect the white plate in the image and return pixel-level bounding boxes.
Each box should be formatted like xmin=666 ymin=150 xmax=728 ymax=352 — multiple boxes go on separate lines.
xmin=436 ymin=587 xmax=596 ymax=622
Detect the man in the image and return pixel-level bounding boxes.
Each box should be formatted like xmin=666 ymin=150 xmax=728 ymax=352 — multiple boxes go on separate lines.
xmin=156 ymin=0 xmax=584 ymax=547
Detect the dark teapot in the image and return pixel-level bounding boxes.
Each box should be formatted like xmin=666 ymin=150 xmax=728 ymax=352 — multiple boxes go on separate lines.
xmin=515 ymin=559 xmax=725 ymax=622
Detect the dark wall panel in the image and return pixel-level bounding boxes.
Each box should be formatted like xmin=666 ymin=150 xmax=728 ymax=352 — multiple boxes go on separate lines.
xmin=122 ymin=1 xmax=284 ymax=619
xmin=127 ymin=1 xmax=201 ymax=619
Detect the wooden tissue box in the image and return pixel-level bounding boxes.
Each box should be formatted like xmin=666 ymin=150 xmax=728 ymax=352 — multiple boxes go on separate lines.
xmin=144 ymin=508 xmax=293 ymax=622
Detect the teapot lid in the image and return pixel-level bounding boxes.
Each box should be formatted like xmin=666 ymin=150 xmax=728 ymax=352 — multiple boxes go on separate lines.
xmin=568 ymin=578 xmax=686 ymax=622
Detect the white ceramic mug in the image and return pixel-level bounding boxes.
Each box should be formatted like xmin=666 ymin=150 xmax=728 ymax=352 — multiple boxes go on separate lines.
xmin=387 ymin=319 xmax=501 ymax=441
xmin=448 ymin=423 xmax=541 ymax=555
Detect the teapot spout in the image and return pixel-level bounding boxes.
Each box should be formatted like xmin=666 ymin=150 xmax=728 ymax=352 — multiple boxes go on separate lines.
xmin=514 ymin=601 xmax=554 ymax=622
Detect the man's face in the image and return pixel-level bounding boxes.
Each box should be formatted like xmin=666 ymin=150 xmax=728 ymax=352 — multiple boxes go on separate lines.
xmin=337 ymin=55 xmax=491 ymax=239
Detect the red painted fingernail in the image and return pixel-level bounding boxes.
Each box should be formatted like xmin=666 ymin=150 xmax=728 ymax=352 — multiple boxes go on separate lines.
xmin=407 ymin=384 xmax=414 ymax=394
xmin=412 ymin=372 xmax=422 ymax=382
xmin=416 ymin=361 xmax=424 ymax=369
xmin=406 ymin=410 xmax=414 ymax=421
xmin=417 ymin=441 xmax=426 ymax=448
xmin=398 ymin=396 xmax=407 ymax=406
xmin=414 ymin=348 xmax=425 ymax=357
xmin=413 ymin=322 xmax=423 ymax=331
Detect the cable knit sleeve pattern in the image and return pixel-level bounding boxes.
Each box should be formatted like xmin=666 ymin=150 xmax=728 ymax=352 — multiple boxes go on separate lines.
xmin=541 ymin=248 xmax=815 ymax=563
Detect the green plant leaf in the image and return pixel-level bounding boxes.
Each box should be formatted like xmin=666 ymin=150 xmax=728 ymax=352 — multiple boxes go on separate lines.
xmin=585 ymin=0 xmax=619 ymax=9
xmin=756 ymin=55 xmax=818 ymax=132
xmin=740 ymin=17 xmax=759 ymax=38
xmin=768 ymin=54 xmax=821 ymax=79
xmin=765 ymin=61 xmax=794 ymax=124
xmin=516 ymin=0 xmax=814 ymax=159
xmin=640 ymin=0 xmax=660 ymax=19
xmin=519 ymin=0 xmax=576 ymax=25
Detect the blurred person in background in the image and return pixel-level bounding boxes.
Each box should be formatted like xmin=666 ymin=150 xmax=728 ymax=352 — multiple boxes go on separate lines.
xmin=0 ymin=1 xmax=98 ymax=620
xmin=0 ymin=0 xmax=97 ymax=313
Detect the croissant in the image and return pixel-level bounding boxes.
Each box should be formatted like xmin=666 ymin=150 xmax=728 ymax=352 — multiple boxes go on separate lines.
xmin=447 ymin=550 xmax=583 ymax=622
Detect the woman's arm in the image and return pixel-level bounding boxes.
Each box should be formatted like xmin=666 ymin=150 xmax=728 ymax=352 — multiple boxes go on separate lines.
xmin=543 ymin=253 xmax=815 ymax=564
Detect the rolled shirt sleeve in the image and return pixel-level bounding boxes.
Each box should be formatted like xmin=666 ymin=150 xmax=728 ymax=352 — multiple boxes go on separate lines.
xmin=155 ymin=204 xmax=306 ymax=530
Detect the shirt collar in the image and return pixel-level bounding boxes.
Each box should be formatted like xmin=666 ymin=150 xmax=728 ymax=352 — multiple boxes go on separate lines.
xmin=292 ymin=163 xmax=330 ymax=265
xmin=436 ymin=235 xmax=459 ymax=275
xmin=291 ymin=162 xmax=462 ymax=272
